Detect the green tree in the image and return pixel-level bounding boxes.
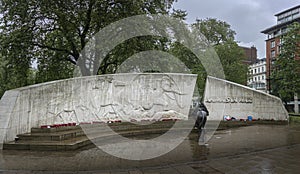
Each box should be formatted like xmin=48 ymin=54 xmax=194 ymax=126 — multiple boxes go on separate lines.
xmin=169 ymin=18 xmax=247 ymax=97
xmin=192 ymin=18 xmax=236 ymax=45
xmin=0 ymin=29 xmax=33 ymax=96
xmin=191 ymin=18 xmax=248 ymax=85
xmin=0 ymin=53 xmax=8 ymax=97
xmin=0 ymin=0 xmax=177 ymax=79
xmin=214 ymin=40 xmax=248 ymax=84
xmin=271 ymin=22 xmax=300 ymax=113
xmin=103 ymin=9 xmax=188 ymax=74
xmin=170 ymin=41 xmax=207 ymax=95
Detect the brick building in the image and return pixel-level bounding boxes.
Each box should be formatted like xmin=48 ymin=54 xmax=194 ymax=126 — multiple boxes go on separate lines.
xmin=240 ymin=46 xmax=257 ymax=65
xmin=261 ymin=5 xmax=300 ymax=92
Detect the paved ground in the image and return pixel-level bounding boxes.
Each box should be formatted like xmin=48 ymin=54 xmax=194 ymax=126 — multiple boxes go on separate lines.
xmin=1 ymin=124 xmax=300 ymax=173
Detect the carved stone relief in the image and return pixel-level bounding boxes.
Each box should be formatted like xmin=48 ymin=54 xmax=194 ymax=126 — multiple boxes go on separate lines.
xmin=48 ymin=74 xmax=196 ymax=123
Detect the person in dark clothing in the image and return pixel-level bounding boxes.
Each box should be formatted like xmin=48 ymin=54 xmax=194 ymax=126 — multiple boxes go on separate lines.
xmin=194 ymin=102 xmax=209 ymax=129
xmin=194 ymin=102 xmax=209 ymax=143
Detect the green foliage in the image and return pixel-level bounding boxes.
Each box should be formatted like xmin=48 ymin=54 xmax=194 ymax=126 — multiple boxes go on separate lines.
xmin=191 ymin=18 xmax=248 ymax=85
xmin=0 ymin=0 xmax=176 ymax=69
xmin=271 ymin=22 xmax=300 ymax=103
xmin=0 ymin=54 xmax=8 ymax=97
xmin=35 ymin=52 xmax=75 ymax=84
xmin=192 ymin=18 xmax=236 ymax=45
xmin=169 ymin=42 xmax=206 ymax=95
xmin=0 ymin=1 xmax=247 ymax=100
xmin=171 ymin=9 xmax=188 ymax=21
xmin=0 ymin=0 xmax=177 ymax=97
xmin=215 ymin=40 xmax=248 ymax=84
xmin=98 ymin=35 xmax=170 ymax=74
xmin=0 ymin=28 xmax=33 ymax=97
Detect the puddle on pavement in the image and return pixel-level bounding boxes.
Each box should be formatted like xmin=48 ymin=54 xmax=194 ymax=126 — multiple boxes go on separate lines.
xmin=1 ymin=124 xmax=300 ymax=171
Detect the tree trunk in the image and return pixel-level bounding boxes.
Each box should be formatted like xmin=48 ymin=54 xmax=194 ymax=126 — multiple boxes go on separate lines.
xmin=295 ymin=93 xmax=299 ymax=114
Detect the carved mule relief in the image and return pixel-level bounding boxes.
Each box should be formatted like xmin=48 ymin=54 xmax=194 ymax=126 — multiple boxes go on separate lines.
xmin=53 ymin=74 xmax=192 ymax=123
xmin=47 ymin=85 xmax=81 ymax=124
xmin=160 ymin=75 xmax=186 ymax=109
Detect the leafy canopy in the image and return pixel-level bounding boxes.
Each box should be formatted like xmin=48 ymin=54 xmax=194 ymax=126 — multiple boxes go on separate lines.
xmin=191 ymin=18 xmax=248 ymax=85
xmin=271 ymin=22 xmax=300 ymax=103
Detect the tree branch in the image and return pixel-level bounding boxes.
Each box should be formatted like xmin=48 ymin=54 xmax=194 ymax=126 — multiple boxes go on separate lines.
xmin=33 ymin=43 xmax=77 ymax=65
xmin=80 ymin=0 xmax=96 ymax=50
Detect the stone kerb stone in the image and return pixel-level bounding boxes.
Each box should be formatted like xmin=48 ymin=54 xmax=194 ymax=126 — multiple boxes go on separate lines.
xmin=204 ymin=76 xmax=289 ymax=121
xmin=0 ymin=73 xmax=197 ymax=149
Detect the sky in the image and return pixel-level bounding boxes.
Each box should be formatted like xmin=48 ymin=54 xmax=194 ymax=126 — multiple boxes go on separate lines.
xmin=173 ymin=0 xmax=300 ymax=58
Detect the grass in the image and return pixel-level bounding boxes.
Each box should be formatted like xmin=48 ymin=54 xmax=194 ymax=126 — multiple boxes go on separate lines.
xmin=289 ymin=114 xmax=300 ymax=124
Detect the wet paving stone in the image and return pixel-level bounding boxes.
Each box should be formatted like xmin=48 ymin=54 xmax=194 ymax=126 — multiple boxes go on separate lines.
xmin=1 ymin=124 xmax=300 ymax=173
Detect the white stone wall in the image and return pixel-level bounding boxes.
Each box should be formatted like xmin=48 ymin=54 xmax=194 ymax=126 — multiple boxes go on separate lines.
xmin=0 ymin=74 xmax=289 ymax=149
xmin=204 ymin=76 xmax=288 ymax=121
xmin=0 ymin=73 xmax=197 ymax=148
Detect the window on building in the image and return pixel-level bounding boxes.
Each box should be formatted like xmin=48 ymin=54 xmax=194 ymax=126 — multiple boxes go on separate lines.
xmin=293 ymin=13 xmax=300 ymax=20
xmin=278 ymin=46 xmax=281 ymax=54
xmin=254 ymin=69 xmax=257 ymax=74
xmin=271 ymin=41 xmax=275 ymax=48
xmin=258 ymin=68 xmax=260 ymax=73
xmin=268 ymin=34 xmax=274 ymax=39
xmin=262 ymin=75 xmax=264 ymax=80
xmin=271 ymin=50 xmax=276 ymax=58
xmin=258 ymin=76 xmax=260 ymax=81
xmin=262 ymin=66 xmax=264 ymax=72
xmin=254 ymin=77 xmax=257 ymax=81
xmin=271 ymin=60 xmax=275 ymax=65
xmin=282 ymin=27 xmax=288 ymax=35
xmin=280 ymin=37 xmax=285 ymax=45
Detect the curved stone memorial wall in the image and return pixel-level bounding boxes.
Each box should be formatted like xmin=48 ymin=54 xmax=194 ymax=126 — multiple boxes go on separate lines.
xmin=204 ymin=76 xmax=289 ymax=121
xmin=0 ymin=73 xmax=197 ymax=149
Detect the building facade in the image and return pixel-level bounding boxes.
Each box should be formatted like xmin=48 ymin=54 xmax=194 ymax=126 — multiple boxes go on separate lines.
xmin=261 ymin=5 xmax=300 ymax=92
xmin=240 ymin=46 xmax=258 ymax=65
xmin=247 ymin=58 xmax=267 ymax=92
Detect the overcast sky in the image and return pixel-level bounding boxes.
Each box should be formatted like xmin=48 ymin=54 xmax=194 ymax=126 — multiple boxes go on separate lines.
xmin=173 ymin=0 xmax=300 ymax=58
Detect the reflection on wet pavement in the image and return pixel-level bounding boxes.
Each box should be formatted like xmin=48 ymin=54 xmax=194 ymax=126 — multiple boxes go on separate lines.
xmin=1 ymin=124 xmax=300 ymax=173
